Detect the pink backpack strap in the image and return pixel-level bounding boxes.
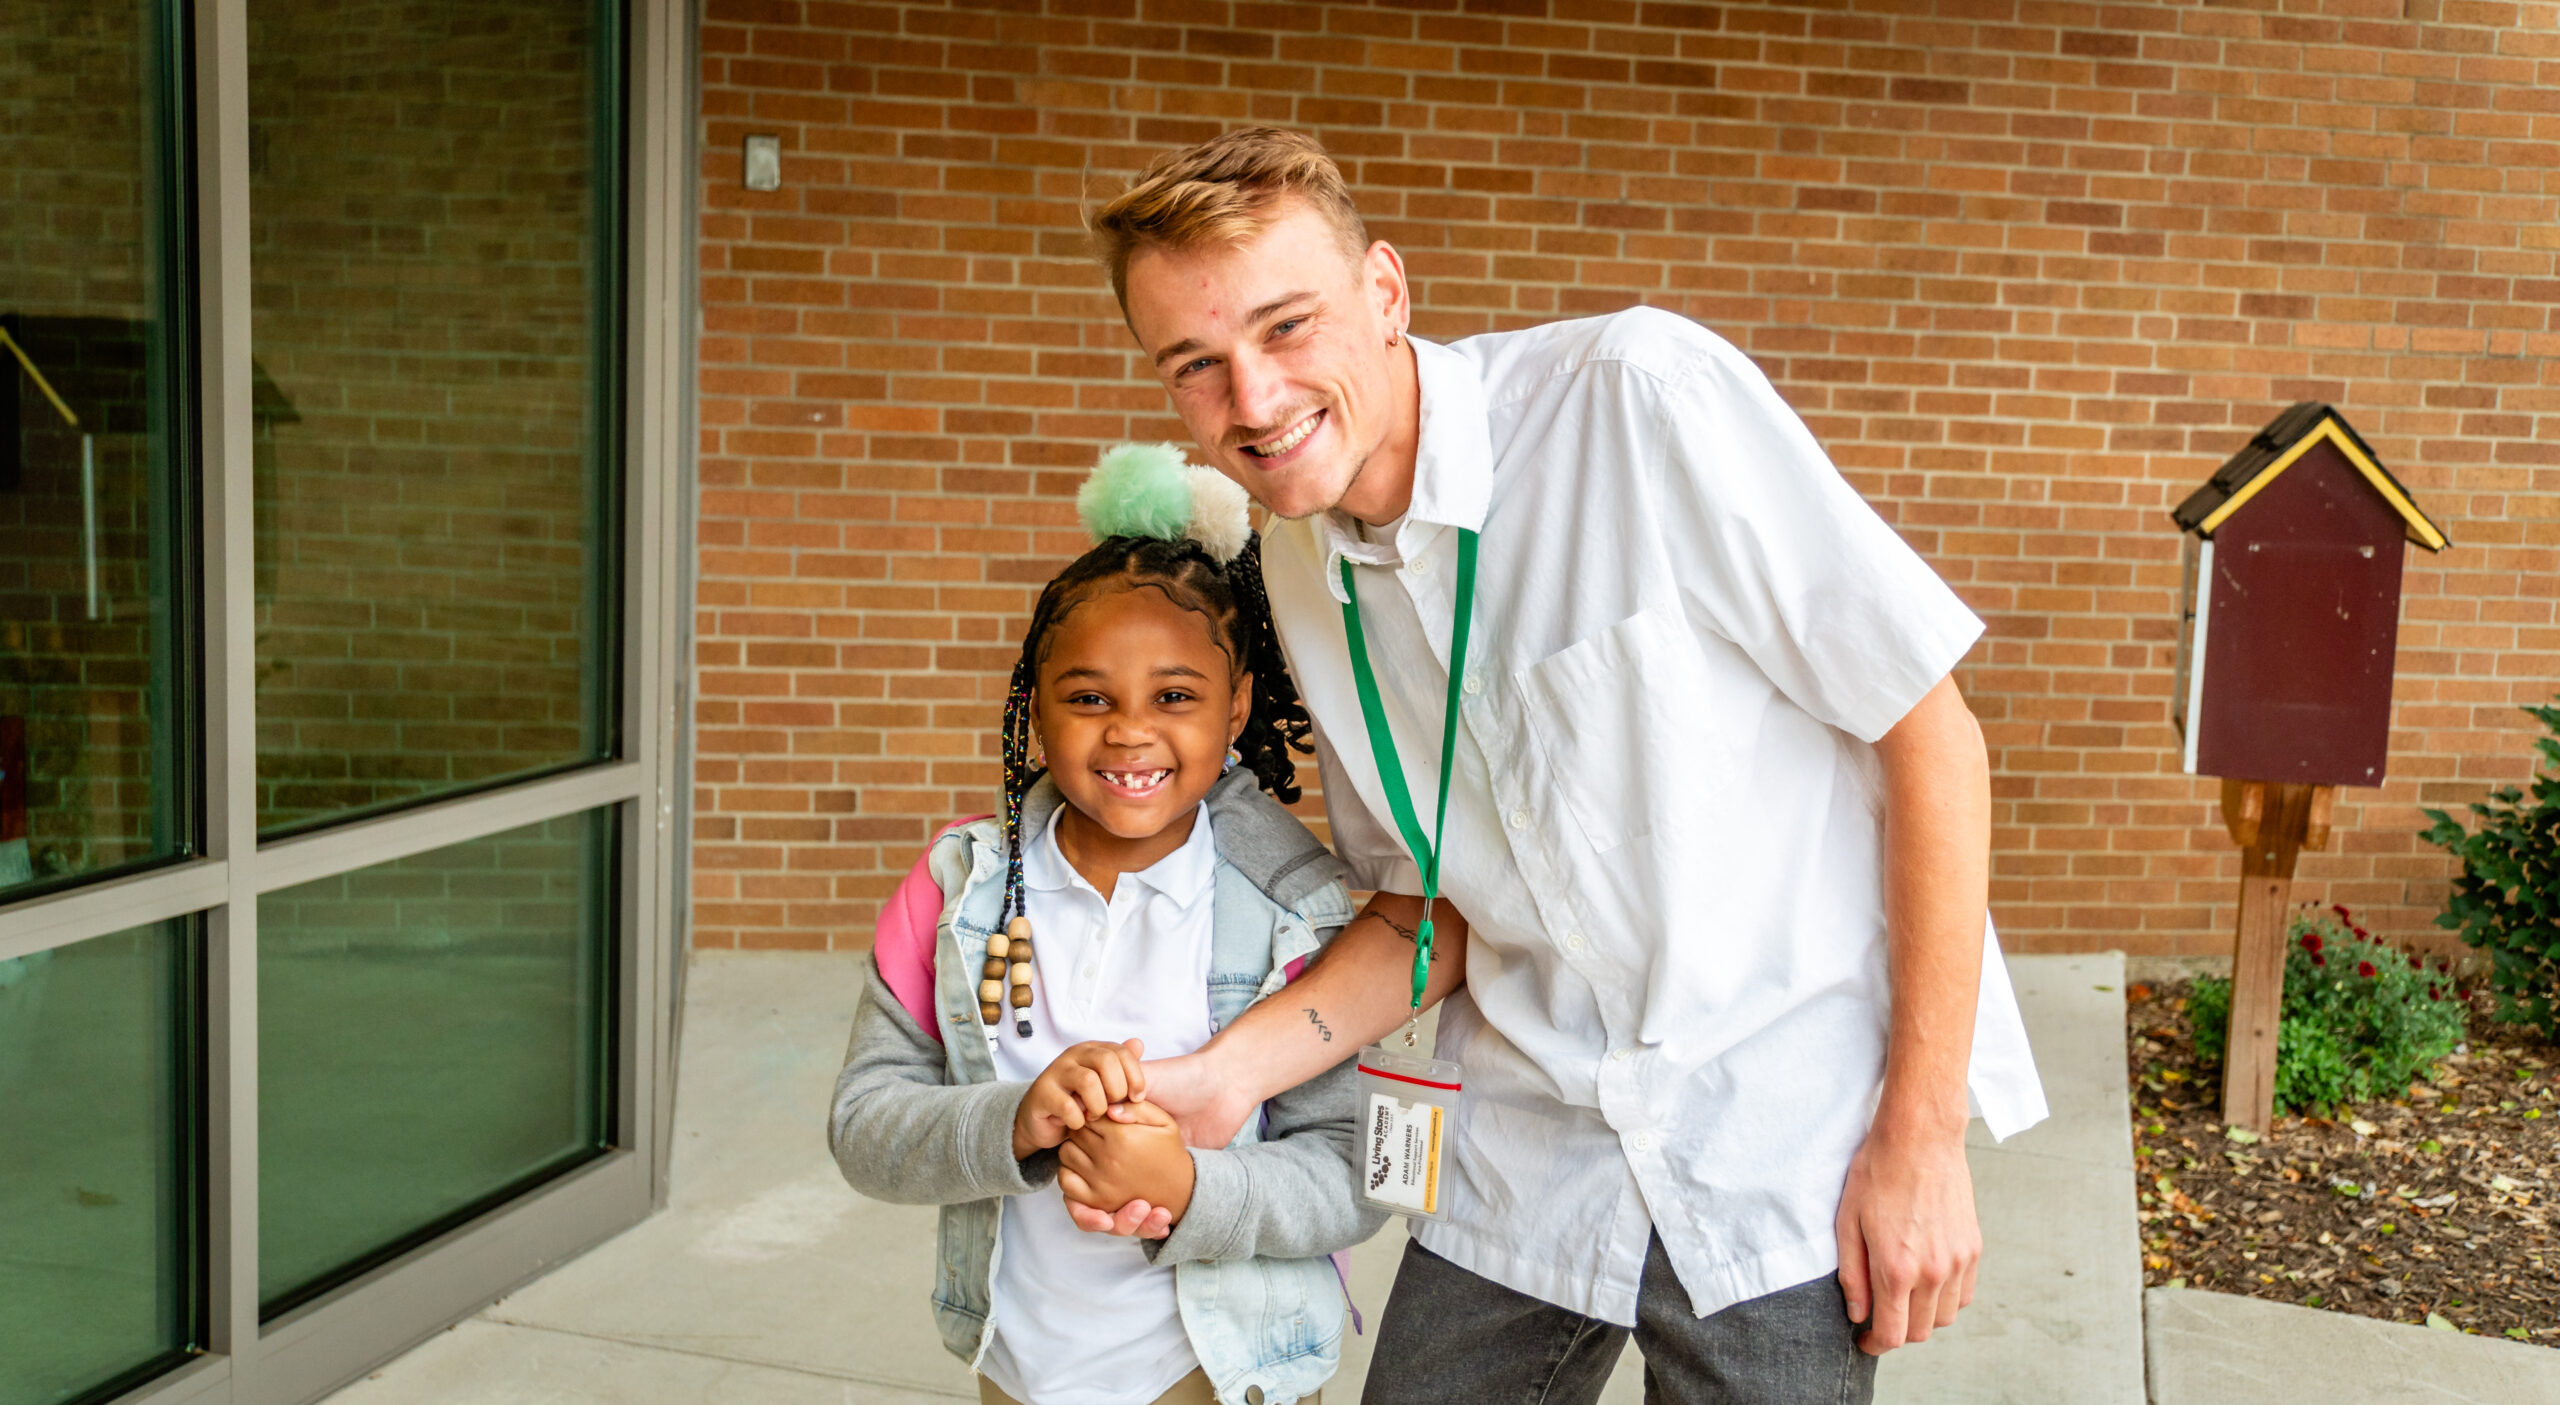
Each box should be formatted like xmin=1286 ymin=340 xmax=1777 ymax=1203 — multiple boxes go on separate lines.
xmin=873 ymin=818 xmax=990 ymax=1046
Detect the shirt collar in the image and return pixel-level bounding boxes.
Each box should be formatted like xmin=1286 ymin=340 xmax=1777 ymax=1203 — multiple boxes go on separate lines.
xmin=1022 ymin=800 xmax=1218 ymax=911
xmin=1313 ymin=334 xmax=1493 ymax=603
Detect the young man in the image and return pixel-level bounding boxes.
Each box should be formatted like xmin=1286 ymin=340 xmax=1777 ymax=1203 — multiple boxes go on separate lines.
xmin=1066 ymin=128 xmax=2046 ymax=1403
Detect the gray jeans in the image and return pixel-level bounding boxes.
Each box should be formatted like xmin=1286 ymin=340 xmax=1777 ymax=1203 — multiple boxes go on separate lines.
xmin=1360 ymin=1236 xmax=1875 ymax=1405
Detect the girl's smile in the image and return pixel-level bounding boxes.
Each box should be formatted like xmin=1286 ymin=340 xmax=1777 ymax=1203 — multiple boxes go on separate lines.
xmin=1095 ymin=768 xmax=1173 ymax=798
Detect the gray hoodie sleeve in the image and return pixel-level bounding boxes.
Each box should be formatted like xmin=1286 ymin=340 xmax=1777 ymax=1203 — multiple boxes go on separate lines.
xmin=1143 ymin=1045 xmax=1390 ymax=1266
xmin=828 ymin=957 xmax=1055 ymax=1205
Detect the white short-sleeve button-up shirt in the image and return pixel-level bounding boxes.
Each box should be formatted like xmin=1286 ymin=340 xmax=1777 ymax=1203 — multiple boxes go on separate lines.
xmin=1260 ymin=308 xmax=2047 ymax=1326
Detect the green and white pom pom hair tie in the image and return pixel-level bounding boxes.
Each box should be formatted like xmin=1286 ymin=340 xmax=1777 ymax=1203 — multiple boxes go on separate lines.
xmin=1078 ymin=442 xmax=1253 ymax=563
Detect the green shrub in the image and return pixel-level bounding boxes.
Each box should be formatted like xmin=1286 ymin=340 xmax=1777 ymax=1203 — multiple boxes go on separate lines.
xmin=2421 ymin=700 xmax=2560 ymax=1039
xmin=2188 ymin=908 xmax=2465 ymax=1115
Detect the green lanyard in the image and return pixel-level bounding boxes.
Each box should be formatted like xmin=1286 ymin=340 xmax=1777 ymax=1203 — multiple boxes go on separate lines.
xmin=1339 ymin=528 xmax=1479 ymax=1018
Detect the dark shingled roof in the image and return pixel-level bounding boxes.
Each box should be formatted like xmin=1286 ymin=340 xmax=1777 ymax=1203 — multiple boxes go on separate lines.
xmin=2169 ymin=402 xmax=2447 ymax=550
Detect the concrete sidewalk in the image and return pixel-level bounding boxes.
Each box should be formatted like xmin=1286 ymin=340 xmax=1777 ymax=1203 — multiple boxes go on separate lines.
xmin=324 ymin=949 xmax=2148 ymax=1403
xmin=2145 ymin=1282 xmax=2560 ymax=1403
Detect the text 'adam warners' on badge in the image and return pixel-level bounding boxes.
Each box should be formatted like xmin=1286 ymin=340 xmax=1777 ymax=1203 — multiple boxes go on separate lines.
xmin=1358 ymin=1045 xmax=1461 ymax=1219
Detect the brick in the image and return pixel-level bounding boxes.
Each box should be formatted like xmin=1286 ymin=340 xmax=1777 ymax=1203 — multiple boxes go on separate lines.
xmin=687 ymin=0 xmax=2560 ymax=957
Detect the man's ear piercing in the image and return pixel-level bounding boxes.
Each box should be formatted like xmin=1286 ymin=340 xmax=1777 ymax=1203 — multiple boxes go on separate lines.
xmin=1387 ymin=328 xmax=1401 ymax=347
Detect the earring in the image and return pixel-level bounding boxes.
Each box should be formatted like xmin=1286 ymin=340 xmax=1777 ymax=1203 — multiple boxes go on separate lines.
xmin=1386 ymin=327 xmax=1401 ymax=347
xmin=1224 ymin=746 xmax=1242 ymax=774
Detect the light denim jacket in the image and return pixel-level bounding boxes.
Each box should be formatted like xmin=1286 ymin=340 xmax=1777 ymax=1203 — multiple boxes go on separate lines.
xmin=830 ymin=769 xmax=1384 ymax=1405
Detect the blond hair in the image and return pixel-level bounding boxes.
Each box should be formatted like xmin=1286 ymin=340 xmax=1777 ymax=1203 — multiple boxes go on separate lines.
xmin=1089 ymin=127 xmax=1370 ymax=308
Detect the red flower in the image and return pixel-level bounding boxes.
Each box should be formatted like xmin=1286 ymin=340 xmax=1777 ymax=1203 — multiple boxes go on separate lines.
xmin=2311 ymin=952 xmax=2327 ymax=967
xmin=2301 ymin=932 xmax=2324 ymax=954
xmin=2358 ymin=961 xmax=2377 ymax=978
xmin=2331 ymin=903 xmax=2353 ymax=920
xmin=2429 ymin=987 xmax=2445 ymax=1001
xmin=2353 ymin=926 xmax=2370 ymax=940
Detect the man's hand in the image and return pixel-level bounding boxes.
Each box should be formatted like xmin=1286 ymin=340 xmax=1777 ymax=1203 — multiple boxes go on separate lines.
xmin=1112 ymin=1047 xmax=1260 ymax=1150
xmin=1012 ymin=1039 xmax=1146 ymax=1161
xmin=1058 ymin=1098 xmax=1196 ymax=1228
xmin=1834 ymin=1122 xmax=1980 ymax=1354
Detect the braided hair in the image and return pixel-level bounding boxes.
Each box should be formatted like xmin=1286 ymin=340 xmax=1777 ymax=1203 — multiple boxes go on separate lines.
xmin=997 ymin=530 xmax=1312 ymax=927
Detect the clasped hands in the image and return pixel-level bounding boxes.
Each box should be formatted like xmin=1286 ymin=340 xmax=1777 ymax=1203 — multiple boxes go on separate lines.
xmin=1011 ymin=1039 xmax=1187 ymax=1238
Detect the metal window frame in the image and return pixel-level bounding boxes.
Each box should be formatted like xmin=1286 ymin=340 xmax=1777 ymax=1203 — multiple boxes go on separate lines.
xmin=0 ymin=0 xmax=694 ymax=1400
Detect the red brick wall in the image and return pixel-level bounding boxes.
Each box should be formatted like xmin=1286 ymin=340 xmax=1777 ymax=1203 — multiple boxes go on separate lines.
xmin=691 ymin=0 xmax=2560 ymax=958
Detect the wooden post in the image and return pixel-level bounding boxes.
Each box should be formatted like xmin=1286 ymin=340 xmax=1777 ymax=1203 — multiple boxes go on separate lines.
xmin=2217 ymin=778 xmax=2334 ymax=1134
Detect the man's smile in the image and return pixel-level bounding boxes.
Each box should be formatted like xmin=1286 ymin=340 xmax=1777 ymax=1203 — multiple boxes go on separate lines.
xmin=1241 ymin=408 xmax=1325 ymax=461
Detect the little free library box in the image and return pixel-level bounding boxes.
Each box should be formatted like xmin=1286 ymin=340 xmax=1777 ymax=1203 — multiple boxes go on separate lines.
xmin=2173 ymin=402 xmax=2449 ymax=788
xmin=2169 ymin=403 xmax=2450 ymax=1133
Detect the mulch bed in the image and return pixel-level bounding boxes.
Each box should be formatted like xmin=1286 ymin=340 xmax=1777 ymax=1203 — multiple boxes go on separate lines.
xmin=2129 ymin=979 xmax=2560 ymax=1344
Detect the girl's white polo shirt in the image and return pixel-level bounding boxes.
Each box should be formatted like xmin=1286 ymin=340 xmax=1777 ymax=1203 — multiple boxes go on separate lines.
xmin=978 ymin=804 xmax=1217 ymax=1405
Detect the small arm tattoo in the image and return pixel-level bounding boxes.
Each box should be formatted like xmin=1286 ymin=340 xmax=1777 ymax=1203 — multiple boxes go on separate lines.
xmin=1378 ymin=913 xmax=1438 ymax=958
xmin=1303 ymin=1007 xmax=1333 ymax=1043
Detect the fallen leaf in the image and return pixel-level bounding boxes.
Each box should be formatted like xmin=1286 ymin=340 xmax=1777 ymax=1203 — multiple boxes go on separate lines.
xmin=2225 ymin=1125 xmax=2261 ymax=1145
xmin=2351 ymin=1119 xmax=2379 ymax=1137
xmin=2426 ymin=1312 xmax=2457 ymax=1332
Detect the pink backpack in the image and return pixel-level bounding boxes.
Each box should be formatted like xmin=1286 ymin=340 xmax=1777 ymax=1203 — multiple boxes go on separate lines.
xmin=872 ymin=819 xmax=986 ymax=1046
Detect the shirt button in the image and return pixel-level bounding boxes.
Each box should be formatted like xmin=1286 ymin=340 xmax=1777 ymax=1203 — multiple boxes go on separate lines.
xmin=1632 ymin=1131 xmax=1654 ymax=1152
xmin=1462 ymin=674 xmax=1483 ymax=696
xmin=1610 ymin=1046 xmax=1630 ymax=1063
xmin=1565 ymin=932 xmax=1586 ymax=952
xmin=1407 ymin=555 xmax=1431 ymax=576
xmin=1508 ymin=809 xmax=1528 ymax=830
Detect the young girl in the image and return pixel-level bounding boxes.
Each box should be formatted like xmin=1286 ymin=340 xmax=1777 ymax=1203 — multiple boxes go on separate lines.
xmin=830 ymin=445 xmax=1383 ymax=1405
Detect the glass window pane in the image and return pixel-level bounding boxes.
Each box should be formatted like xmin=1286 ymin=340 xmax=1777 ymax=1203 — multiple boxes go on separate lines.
xmin=0 ymin=0 xmax=194 ymax=900
xmin=0 ymin=921 xmax=201 ymax=1404
xmin=248 ymin=0 xmax=620 ymax=836
xmin=258 ymin=807 xmax=613 ymax=1316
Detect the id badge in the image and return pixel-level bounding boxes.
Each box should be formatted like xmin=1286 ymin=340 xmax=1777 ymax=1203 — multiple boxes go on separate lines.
xmin=1357 ymin=1045 xmax=1462 ymax=1220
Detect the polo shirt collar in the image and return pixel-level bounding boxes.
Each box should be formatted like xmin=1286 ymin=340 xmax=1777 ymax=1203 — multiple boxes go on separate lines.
xmin=1023 ymin=800 xmax=1218 ymax=912
xmin=1313 ymin=334 xmax=1492 ymax=603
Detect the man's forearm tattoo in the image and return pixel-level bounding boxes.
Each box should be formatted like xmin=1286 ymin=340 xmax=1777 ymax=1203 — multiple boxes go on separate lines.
xmin=1379 ymin=913 xmax=1438 ymax=959
xmin=1303 ymin=1007 xmax=1333 ymax=1043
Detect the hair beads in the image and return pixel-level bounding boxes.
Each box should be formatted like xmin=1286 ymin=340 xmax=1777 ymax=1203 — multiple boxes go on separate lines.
xmin=990 ymin=650 xmax=1042 ymax=1035
xmin=979 ymin=915 xmax=1036 ymax=1035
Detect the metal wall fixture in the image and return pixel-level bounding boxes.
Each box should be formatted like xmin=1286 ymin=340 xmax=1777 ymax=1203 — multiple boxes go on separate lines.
xmin=743 ymin=133 xmax=781 ymax=191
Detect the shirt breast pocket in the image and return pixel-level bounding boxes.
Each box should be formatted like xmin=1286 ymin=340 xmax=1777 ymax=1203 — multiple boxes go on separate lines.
xmin=1515 ymin=607 xmax=1737 ymax=854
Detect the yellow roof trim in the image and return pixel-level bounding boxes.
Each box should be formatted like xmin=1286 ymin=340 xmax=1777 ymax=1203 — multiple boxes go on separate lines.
xmin=2195 ymin=417 xmax=2448 ymax=551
